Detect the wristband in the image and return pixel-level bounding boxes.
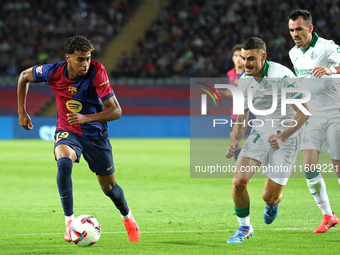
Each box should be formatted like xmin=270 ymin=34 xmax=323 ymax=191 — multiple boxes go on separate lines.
xmin=330 ymin=67 xmax=337 ymax=74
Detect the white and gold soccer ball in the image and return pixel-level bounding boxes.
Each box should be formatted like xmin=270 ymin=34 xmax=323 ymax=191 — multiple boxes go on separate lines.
xmin=70 ymin=215 xmax=101 ymax=247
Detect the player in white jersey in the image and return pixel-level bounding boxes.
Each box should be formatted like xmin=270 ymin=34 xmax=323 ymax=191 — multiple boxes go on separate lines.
xmin=288 ymin=9 xmax=340 ymax=233
xmin=226 ymin=37 xmax=310 ymax=243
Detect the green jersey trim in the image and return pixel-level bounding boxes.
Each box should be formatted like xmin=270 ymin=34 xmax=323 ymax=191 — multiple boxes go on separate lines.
xmin=300 ymin=32 xmax=319 ymax=54
xmin=254 ymin=60 xmax=269 ymax=83
xmin=262 ymin=60 xmax=270 ymax=77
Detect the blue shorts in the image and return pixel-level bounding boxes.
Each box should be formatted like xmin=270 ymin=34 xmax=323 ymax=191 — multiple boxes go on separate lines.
xmin=54 ymin=130 xmax=115 ymax=176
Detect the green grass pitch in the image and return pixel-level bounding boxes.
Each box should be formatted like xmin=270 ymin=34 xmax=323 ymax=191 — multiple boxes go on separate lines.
xmin=0 ymin=139 xmax=339 ymax=254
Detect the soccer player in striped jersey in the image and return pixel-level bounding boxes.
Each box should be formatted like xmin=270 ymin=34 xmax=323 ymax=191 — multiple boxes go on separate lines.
xmin=288 ymin=9 xmax=340 ymax=233
xmin=226 ymin=37 xmax=310 ymax=243
xmin=17 ymin=35 xmax=140 ymax=242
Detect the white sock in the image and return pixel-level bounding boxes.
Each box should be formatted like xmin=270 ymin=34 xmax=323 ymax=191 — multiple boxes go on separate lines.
xmin=306 ymin=174 xmax=333 ymax=216
xmin=65 ymin=214 xmax=74 ymax=225
xmin=121 ymin=210 xmax=131 ymax=220
xmin=237 ymin=215 xmax=251 ymax=226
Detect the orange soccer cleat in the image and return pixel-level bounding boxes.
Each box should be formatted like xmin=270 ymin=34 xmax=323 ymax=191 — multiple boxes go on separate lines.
xmin=64 ymin=220 xmax=72 ymax=242
xmin=314 ymin=213 xmax=339 ymax=233
xmin=122 ymin=210 xmax=140 ymax=242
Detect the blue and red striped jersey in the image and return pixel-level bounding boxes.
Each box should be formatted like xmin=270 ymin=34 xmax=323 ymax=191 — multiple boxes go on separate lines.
xmin=32 ymin=60 xmax=114 ymax=140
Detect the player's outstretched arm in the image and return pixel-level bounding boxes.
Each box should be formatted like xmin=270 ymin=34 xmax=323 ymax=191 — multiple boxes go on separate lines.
xmin=226 ymin=112 xmax=248 ymax=158
xmin=17 ymin=67 xmax=35 ymax=130
xmin=268 ymin=102 xmax=310 ymax=150
xmin=67 ymin=95 xmax=122 ymax=125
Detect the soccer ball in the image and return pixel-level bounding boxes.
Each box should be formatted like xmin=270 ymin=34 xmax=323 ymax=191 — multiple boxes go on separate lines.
xmin=70 ymin=215 xmax=101 ymax=247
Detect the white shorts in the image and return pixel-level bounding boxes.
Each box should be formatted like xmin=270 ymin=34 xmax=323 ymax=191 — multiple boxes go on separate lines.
xmin=301 ymin=115 xmax=340 ymax=160
xmin=239 ymin=129 xmax=301 ymax=185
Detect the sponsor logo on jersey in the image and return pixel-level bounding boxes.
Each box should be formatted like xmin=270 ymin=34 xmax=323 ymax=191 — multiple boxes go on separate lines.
xmin=68 ymin=86 xmax=77 ymax=95
xmin=253 ymin=94 xmax=273 ymax=101
xmin=36 ymin=65 xmax=43 ymax=74
xmin=66 ymin=100 xmax=82 ymax=113
xmin=295 ymin=68 xmax=313 ymax=76
xmin=262 ymin=81 xmax=269 ymax=90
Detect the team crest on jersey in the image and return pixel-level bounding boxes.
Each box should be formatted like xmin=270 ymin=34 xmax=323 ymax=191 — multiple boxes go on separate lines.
xmin=262 ymin=80 xmax=269 ymax=90
xmin=68 ymin=86 xmax=77 ymax=95
xmin=309 ymin=51 xmax=317 ymax=60
xmin=36 ymin=65 xmax=43 ymax=74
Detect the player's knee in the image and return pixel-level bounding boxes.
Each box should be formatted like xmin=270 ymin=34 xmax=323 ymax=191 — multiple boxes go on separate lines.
xmin=56 ymin=157 xmax=73 ymax=198
xmin=57 ymin=157 xmax=73 ymax=173
xmin=232 ymin=178 xmax=248 ymax=193
xmin=57 ymin=157 xmax=73 ymax=187
xmin=98 ymin=173 xmax=116 ymax=191
xmin=102 ymin=182 xmax=118 ymax=196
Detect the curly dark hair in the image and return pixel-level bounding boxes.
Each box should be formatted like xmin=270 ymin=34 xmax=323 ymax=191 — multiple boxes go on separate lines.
xmin=64 ymin=35 xmax=94 ymax=54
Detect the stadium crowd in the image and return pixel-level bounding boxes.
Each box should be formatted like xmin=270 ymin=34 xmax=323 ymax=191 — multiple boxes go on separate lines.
xmin=0 ymin=0 xmax=140 ymax=76
xmin=111 ymin=0 xmax=340 ymax=78
xmin=2 ymin=0 xmax=340 ymax=78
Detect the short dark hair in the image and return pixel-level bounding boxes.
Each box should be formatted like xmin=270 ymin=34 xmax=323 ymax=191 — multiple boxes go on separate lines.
xmin=242 ymin=37 xmax=266 ymax=52
xmin=288 ymin=10 xmax=312 ymax=25
xmin=231 ymin=44 xmax=242 ymax=55
xmin=64 ymin=35 xmax=95 ymax=54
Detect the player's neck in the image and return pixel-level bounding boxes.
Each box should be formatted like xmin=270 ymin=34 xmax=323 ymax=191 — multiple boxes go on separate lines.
xmin=254 ymin=67 xmax=264 ymax=80
xmin=66 ymin=67 xmax=78 ymax=80
xmin=301 ymin=35 xmax=313 ymax=51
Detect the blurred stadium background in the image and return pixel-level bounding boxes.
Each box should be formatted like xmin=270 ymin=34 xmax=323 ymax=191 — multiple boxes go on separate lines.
xmin=0 ymin=0 xmax=339 ymax=139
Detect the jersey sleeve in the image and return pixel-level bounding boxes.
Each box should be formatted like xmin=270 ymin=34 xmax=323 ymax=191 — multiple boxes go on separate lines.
xmin=92 ymin=63 xmax=114 ymax=102
xmin=32 ymin=63 xmax=56 ymax=83
xmin=325 ymin=41 xmax=340 ymax=65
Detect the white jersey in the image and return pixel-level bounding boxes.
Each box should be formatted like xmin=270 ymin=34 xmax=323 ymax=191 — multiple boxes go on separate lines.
xmin=238 ymin=60 xmax=302 ymax=138
xmin=289 ymin=32 xmax=340 ymax=116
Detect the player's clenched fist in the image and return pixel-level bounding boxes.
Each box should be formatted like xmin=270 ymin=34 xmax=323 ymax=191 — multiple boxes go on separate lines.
xmin=268 ymin=135 xmax=283 ymax=151
xmin=226 ymin=140 xmax=240 ymax=158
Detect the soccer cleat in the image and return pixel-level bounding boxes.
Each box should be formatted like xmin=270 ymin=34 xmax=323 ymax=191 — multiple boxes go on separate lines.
xmin=122 ymin=210 xmax=140 ymax=242
xmin=264 ymin=203 xmax=279 ymax=224
xmin=313 ymin=213 xmax=339 ymax=233
xmin=227 ymin=225 xmax=254 ymax=243
xmin=64 ymin=220 xmax=72 ymax=242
